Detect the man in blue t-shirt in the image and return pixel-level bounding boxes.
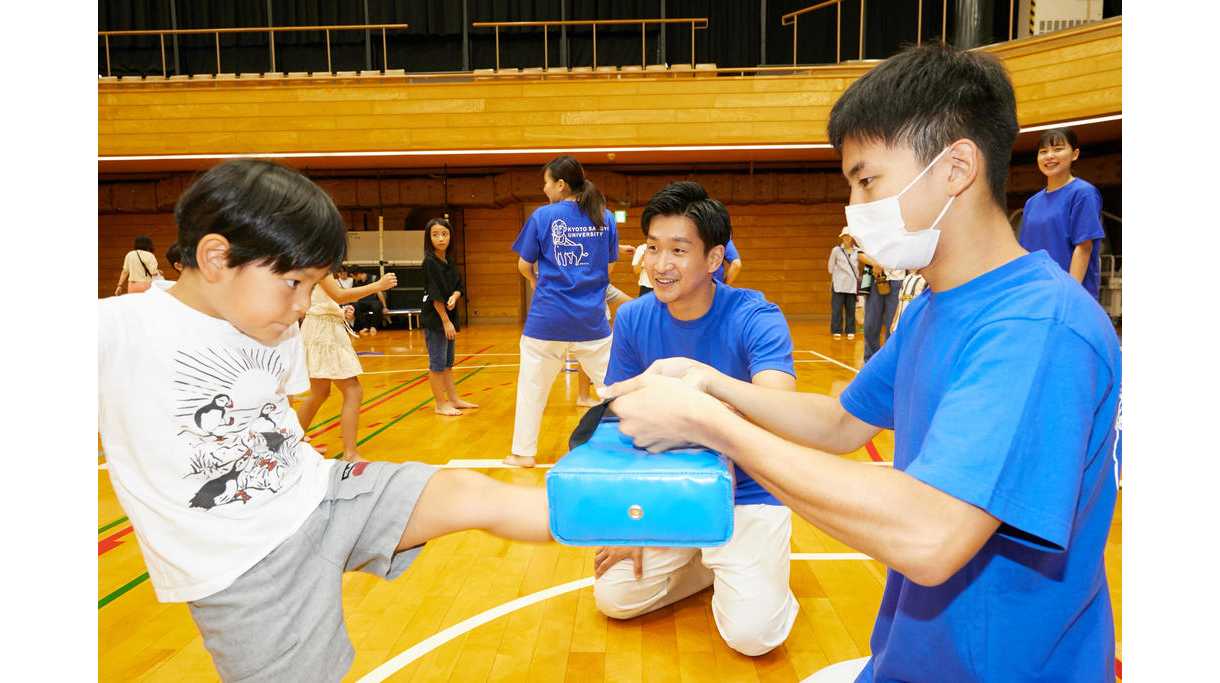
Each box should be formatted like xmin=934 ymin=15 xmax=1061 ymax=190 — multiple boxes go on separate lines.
xmin=605 ymin=46 xmax=1120 ymax=682
xmin=592 ymin=181 xmax=800 ymax=658
xmin=1018 ymin=126 xmax=1107 ymax=298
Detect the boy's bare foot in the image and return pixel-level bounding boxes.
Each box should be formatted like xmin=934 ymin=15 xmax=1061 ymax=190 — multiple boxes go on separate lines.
xmin=452 ymin=399 xmax=480 ymax=409
xmin=369 ymin=328 xmax=378 ymax=336
xmin=575 ymin=396 xmax=599 ymax=407
xmin=435 ymin=404 xmax=463 ymax=416
xmin=503 ymin=454 xmax=536 ymax=468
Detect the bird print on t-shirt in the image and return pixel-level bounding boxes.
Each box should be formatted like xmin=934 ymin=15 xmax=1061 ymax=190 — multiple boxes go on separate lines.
xmin=173 ymin=347 xmax=300 ymax=510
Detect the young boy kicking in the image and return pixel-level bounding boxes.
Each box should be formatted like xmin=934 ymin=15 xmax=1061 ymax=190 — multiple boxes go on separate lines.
xmin=98 ymin=159 xmax=551 ymax=682
xmin=591 ymin=181 xmax=799 ymax=657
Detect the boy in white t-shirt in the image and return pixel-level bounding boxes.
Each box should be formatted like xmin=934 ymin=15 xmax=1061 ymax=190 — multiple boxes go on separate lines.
xmin=98 ymin=159 xmax=552 ymax=682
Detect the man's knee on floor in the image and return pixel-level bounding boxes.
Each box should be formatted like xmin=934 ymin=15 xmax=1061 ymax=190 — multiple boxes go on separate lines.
xmin=718 ymin=616 xmax=785 ymax=657
xmin=592 ymin=578 xmax=652 ymax=620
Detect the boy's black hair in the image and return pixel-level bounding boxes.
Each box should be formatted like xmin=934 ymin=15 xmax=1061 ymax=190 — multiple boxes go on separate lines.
xmin=423 ymin=217 xmax=452 ymax=260
xmin=827 ymin=44 xmax=1018 ymax=207
xmin=134 ymin=235 xmax=154 ymax=252
xmin=174 ymin=159 xmax=347 ymax=274
xmin=1038 ymin=127 xmax=1078 ymax=151
xmin=640 ymin=181 xmax=731 ymax=254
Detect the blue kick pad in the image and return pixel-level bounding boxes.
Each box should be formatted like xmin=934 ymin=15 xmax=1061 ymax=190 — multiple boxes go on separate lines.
xmin=546 ymin=420 xmax=734 ymax=547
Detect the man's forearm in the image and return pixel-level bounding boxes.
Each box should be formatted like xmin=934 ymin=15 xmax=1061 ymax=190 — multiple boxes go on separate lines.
xmin=707 ymin=373 xmax=872 ymax=454
xmin=694 ymin=413 xmax=996 ymax=586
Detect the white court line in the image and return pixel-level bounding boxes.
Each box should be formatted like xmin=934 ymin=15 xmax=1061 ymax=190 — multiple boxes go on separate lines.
xmin=359 ymin=352 xmax=521 ymax=358
xmin=800 ymin=349 xmax=860 ymax=374
xmin=794 ymin=359 xmax=834 ymax=364
xmin=360 ymin=551 xmax=876 ymax=682
xmin=362 ymin=363 xmax=520 ymax=375
xmin=441 ymin=458 xmax=553 ymax=469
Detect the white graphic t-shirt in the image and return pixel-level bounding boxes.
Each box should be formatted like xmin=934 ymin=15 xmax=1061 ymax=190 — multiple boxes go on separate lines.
xmin=98 ymin=285 xmax=333 ymax=602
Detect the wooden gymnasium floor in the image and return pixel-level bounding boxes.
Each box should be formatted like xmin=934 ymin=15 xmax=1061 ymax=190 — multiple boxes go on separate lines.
xmin=98 ymin=320 xmax=1123 ymax=682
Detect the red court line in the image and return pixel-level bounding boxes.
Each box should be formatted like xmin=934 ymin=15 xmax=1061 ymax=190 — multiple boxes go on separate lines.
xmin=1116 ymin=658 xmax=1121 ymax=679
xmin=864 ymin=440 xmax=883 ymax=462
xmin=306 ymin=344 xmax=494 ymax=440
xmin=99 ymin=526 xmax=134 ymax=556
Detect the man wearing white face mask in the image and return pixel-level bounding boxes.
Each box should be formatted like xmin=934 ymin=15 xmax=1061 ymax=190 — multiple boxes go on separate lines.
xmin=602 ymin=44 xmax=1120 ymax=683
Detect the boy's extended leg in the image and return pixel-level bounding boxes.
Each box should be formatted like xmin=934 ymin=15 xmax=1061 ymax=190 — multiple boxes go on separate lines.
xmin=699 ymin=505 xmax=799 ymax=656
xmin=398 ymin=468 xmax=552 ymax=549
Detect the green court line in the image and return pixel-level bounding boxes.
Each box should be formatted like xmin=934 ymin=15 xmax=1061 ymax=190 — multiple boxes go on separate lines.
xmin=334 ymin=365 xmax=489 ymax=458
xmin=99 ymin=572 xmax=149 ymax=609
xmin=98 ymin=516 xmax=128 ymax=535
xmin=307 ymin=373 xmax=426 ymax=431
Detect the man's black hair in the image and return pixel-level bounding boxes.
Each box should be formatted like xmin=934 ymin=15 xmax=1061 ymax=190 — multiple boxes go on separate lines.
xmin=174 ymin=159 xmax=347 ymax=274
xmin=133 ymin=235 xmax=154 ymax=252
xmin=1038 ymin=127 xmax=1078 ymax=151
xmin=640 ymin=181 xmax=731 ymax=254
xmin=827 ymin=44 xmax=1018 ymax=207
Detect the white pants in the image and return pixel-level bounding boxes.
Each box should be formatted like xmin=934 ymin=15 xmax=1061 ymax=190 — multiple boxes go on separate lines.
xmin=510 ymin=334 xmax=613 ymax=458
xmin=593 ymin=504 xmax=799 ymax=657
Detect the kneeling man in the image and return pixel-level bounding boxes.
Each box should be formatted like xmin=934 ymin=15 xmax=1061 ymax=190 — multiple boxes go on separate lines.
xmin=592 ymin=181 xmax=799 ymax=656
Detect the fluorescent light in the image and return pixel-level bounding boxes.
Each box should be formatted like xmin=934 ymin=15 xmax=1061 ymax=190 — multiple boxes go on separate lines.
xmin=1019 ymin=114 xmax=1121 ymax=133
xmin=614 ymin=210 xmax=627 ymax=223
xmin=98 ymin=142 xmax=834 ymax=163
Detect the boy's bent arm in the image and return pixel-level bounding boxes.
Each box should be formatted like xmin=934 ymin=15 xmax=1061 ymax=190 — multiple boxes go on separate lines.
xmin=710 ymin=372 xmax=876 ymax=454
xmin=398 ymin=469 xmax=551 ymax=551
xmin=517 ymin=258 xmax=537 ymax=288
xmin=699 ymin=412 xmax=1001 ymax=586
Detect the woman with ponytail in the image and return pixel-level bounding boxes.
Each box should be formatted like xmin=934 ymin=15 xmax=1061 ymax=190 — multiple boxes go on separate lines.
xmin=505 ymin=155 xmax=619 ymax=467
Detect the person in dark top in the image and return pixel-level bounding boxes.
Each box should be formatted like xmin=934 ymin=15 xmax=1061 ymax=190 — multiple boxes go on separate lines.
xmin=350 ymin=271 xmax=387 ymax=335
xmin=421 ymin=218 xmax=479 ymax=416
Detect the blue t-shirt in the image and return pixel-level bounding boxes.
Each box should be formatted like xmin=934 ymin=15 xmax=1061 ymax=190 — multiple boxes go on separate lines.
xmin=605 ymin=283 xmax=794 ymax=506
xmin=513 ymin=201 xmax=619 ymax=341
xmin=1018 ymin=178 xmax=1106 ymax=297
xmin=712 ymin=239 xmax=740 ymax=283
xmin=841 ymin=251 xmax=1120 ymax=682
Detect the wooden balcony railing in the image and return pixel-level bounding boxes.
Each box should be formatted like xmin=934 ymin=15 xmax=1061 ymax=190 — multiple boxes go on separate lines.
xmin=470 ymin=18 xmax=709 ymax=71
xmin=97 ymin=23 xmax=410 ymax=77
xmin=781 ymin=1 xmax=1017 ymax=65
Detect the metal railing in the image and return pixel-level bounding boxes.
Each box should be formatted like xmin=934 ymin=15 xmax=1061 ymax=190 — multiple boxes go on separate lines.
xmin=471 ymin=18 xmax=709 ymax=71
xmin=98 ymin=23 xmax=410 ymax=78
xmin=782 ymin=0 xmax=1017 ymax=65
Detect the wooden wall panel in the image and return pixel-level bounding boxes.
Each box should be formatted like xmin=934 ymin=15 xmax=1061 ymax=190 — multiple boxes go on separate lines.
xmin=99 ymin=20 xmax=1120 ymax=158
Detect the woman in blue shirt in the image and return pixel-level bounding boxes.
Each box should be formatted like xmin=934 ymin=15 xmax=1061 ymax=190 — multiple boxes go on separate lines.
xmin=1018 ymin=127 xmax=1107 ymax=298
xmin=505 ymin=156 xmax=619 ymax=468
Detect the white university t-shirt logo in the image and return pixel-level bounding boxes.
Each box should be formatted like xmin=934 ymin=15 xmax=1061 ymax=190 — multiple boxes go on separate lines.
xmin=551 ymin=218 xmax=600 ymax=267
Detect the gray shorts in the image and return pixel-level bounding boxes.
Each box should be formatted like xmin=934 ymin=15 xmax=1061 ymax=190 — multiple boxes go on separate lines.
xmin=188 ymin=460 xmax=437 ymax=682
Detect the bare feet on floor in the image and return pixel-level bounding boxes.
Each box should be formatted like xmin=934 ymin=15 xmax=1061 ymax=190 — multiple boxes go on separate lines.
xmin=452 ymin=399 xmax=480 ymax=409
xmin=434 ymin=403 xmax=463 ymax=416
xmin=502 ymin=454 xmax=536 ymax=468
xmin=339 ymin=451 xmax=367 ymax=463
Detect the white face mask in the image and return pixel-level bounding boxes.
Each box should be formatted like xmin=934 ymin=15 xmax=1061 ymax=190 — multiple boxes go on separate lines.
xmin=844 ymin=147 xmax=956 ymax=271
